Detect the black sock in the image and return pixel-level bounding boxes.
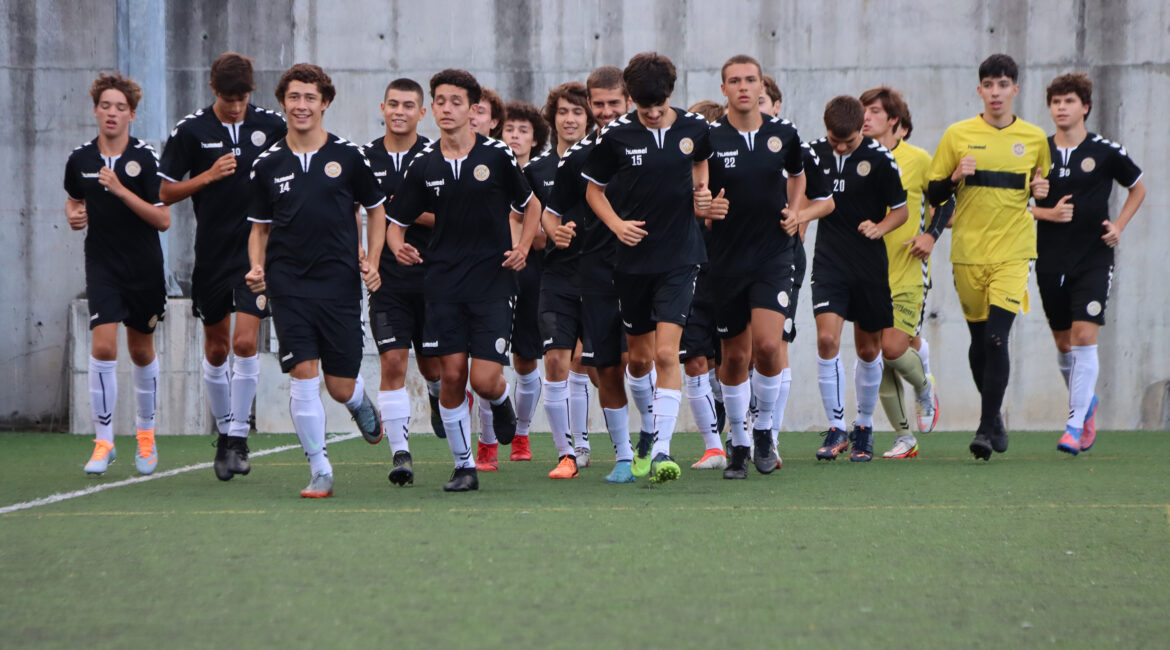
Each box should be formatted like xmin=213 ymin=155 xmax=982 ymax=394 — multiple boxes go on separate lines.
xmin=966 ymin=320 xmax=987 ymax=394
xmin=979 ymin=307 xmax=1016 ymax=430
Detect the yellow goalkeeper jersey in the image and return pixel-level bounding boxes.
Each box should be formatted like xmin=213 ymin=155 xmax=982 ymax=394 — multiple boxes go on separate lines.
xmin=885 ymin=140 xmax=931 ymax=290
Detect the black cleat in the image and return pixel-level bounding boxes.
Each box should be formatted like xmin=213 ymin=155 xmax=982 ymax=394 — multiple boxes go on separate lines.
xmin=970 ymin=427 xmax=993 ymax=461
xmin=752 ymin=428 xmax=778 ymax=474
xmin=817 ymin=427 xmax=849 ymax=460
xmin=388 ymin=450 xmax=414 ymax=486
xmin=490 ymin=397 xmax=517 ymax=445
xmin=723 ymin=445 xmax=750 ymax=479
xmin=443 ymin=466 xmax=479 ymax=492
xmin=990 ymin=413 xmax=1009 ymax=453
xmin=226 ymin=436 xmax=251 ymax=476
xmin=429 ymin=393 xmax=446 ymax=438
xmin=350 ymin=392 xmax=383 ymax=444
xmin=714 ymin=398 xmax=727 ymax=435
xmin=213 ymin=434 xmax=233 ymax=481
xmin=849 ymin=425 xmax=874 ymax=462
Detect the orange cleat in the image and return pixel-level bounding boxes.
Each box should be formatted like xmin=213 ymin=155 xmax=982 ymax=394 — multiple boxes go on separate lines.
xmin=548 ymin=454 xmax=579 ymax=479
xmin=510 ymin=435 xmax=532 ymax=461
xmin=476 ymin=440 xmax=499 ymax=472
xmin=691 ymin=447 xmax=728 ymax=469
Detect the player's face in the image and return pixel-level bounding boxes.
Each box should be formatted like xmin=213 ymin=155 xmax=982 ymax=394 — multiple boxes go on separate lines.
xmin=861 ymin=102 xmax=895 ymax=140
xmin=503 ymin=119 xmax=535 ymax=158
xmin=1049 ymin=92 xmax=1089 ymax=129
xmin=827 ymin=130 xmax=863 ymax=156
xmin=977 ymin=75 xmax=1018 ymax=119
xmin=554 ymin=97 xmax=587 ymax=144
xmin=212 ymin=92 xmax=249 ymax=123
xmin=431 ymin=84 xmax=472 ymax=132
xmin=634 ymin=99 xmax=671 ymax=129
xmin=94 ymin=89 xmax=135 ymax=138
xmin=588 ymin=86 xmax=630 ymax=129
xmin=721 ymin=63 xmax=763 ymax=113
xmin=281 ymin=80 xmax=329 ymax=134
xmin=381 ymin=89 xmax=425 ymax=136
xmin=758 ymin=94 xmax=780 ymax=117
xmin=469 ymin=100 xmax=498 ymax=136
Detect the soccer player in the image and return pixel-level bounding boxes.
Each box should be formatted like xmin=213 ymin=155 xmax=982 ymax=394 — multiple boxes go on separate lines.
xmin=362 ymin=77 xmax=443 ymax=486
xmin=470 ymin=87 xmax=504 ymax=139
xmin=802 ymin=96 xmax=908 ymax=462
xmin=582 ymin=52 xmax=714 ymax=484
xmin=543 ymin=67 xmax=640 ymax=483
xmin=66 ymin=72 xmax=170 ymax=476
xmin=245 ymin=64 xmax=385 ymax=498
xmin=1033 ymin=72 xmax=1145 ymax=454
xmin=858 ymin=86 xmax=944 ymax=459
xmin=388 ymin=69 xmax=540 ymax=492
xmin=158 ymin=52 xmax=287 ymax=480
xmin=927 ymin=54 xmax=1051 ymax=461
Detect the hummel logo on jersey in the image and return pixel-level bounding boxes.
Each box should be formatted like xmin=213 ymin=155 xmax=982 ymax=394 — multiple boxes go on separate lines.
xmin=201 ymin=141 xmax=224 ymax=149
xmin=622 ymin=320 xmax=633 ymax=328
xmin=378 ymin=337 xmax=396 ymax=345
xmin=374 ymin=170 xmax=387 ymax=178
xmin=625 ymin=147 xmax=647 ymax=155
xmin=90 ymin=313 xmax=100 ymax=321
xmin=716 ymin=326 xmax=728 ymax=334
xmin=274 ymin=173 xmax=294 ymax=183
xmin=81 ymin=172 xmax=100 ymax=179
xmin=281 ymin=352 xmax=294 ymax=361
xmin=716 ymin=150 xmax=739 ymax=158
xmin=543 ymin=338 xmax=554 ymax=346
xmin=425 ymin=179 xmax=445 ymax=188
xmin=581 ymin=351 xmax=594 ymax=358
xmin=422 ymin=341 xmax=439 ymax=348
xmin=814 ymin=301 xmax=830 ymax=309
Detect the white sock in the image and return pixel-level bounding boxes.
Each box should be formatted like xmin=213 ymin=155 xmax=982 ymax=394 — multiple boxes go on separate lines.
xmin=88 ymin=356 xmax=117 ymax=443
xmin=440 ymin=397 xmax=474 ymax=468
xmin=202 ymin=358 xmax=231 ymax=434
xmin=603 ymin=406 xmax=633 ymax=462
xmin=917 ymin=338 xmax=932 ymax=375
xmin=723 ymin=379 xmax=751 ymax=447
xmin=855 ymin=357 xmax=883 ymax=428
xmin=490 ymin=381 xmax=511 ymax=406
xmin=515 ymin=369 xmax=542 ymax=437
xmin=344 ymin=373 xmax=366 ymax=410
xmin=818 ymin=355 xmax=846 ymax=430
xmin=1058 ymin=350 xmax=1073 ymax=388
xmin=543 ymin=379 xmax=573 ymax=457
xmin=477 ymin=395 xmax=497 ymax=444
xmin=290 ymin=376 xmax=331 ymax=476
xmin=1068 ymin=345 xmax=1099 ymax=427
xmin=708 ymin=368 xmax=723 ymax=401
xmin=771 ymin=368 xmax=792 ymax=448
xmin=426 ymin=379 xmax=441 ymax=398
xmin=627 ymin=367 xmax=656 ymax=434
xmin=379 ymin=388 xmax=410 ymax=454
xmin=228 ymin=354 xmax=259 ymax=438
xmin=685 ymin=372 xmax=720 ymax=451
xmin=132 ymin=358 xmax=159 ymax=432
xmin=650 ymin=388 xmax=681 ymax=457
xmin=568 ymin=371 xmax=591 ymax=450
xmin=751 ymin=371 xmax=782 ymax=432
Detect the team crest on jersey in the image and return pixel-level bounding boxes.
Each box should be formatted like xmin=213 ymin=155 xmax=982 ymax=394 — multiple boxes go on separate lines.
xmin=767 ymin=136 xmax=782 ymax=153
xmin=473 ymin=164 xmax=490 ymax=181
xmin=1086 ymin=300 xmax=1102 ymax=316
xmin=1081 ymin=157 xmax=1096 ymax=172
xmin=324 ymin=161 xmax=342 ymax=178
xmin=679 ymin=137 xmax=694 ymax=155
xmin=1012 ymin=142 xmax=1026 ymax=157
xmin=777 ymin=291 xmax=790 ymax=308
xmin=251 ymin=130 xmax=266 ymax=147
xmin=856 ymin=161 xmax=871 ymax=177
xmin=256 ymin=294 xmax=267 ymax=311
xmin=124 ymin=160 xmax=141 ymax=178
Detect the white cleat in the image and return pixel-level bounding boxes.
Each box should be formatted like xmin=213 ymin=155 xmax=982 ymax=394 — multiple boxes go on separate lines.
xmin=691 ymin=448 xmax=728 ymax=469
xmin=883 ymin=434 xmax=920 ymax=459
xmin=916 ymin=374 xmax=939 ymax=433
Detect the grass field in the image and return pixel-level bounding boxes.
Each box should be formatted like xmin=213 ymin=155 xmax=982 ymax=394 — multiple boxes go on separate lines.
xmin=2 ymin=429 xmax=1168 ymax=649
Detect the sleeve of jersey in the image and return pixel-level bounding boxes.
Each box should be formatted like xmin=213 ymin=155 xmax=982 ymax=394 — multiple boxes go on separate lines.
xmin=544 ymin=159 xmax=576 ymax=217
xmin=140 ymin=150 xmax=164 ymax=206
xmin=926 ymin=129 xmax=959 ymax=206
xmin=692 ymin=126 xmax=714 ymax=161
xmin=387 ymin=158 xmax=425 ymax=227
xmin=783 ymin=130 xmax=804 ymax=176
xmin=157 ymin=127 xmax=189 ymax=183
xmin=63 ymin=156 xmax=83 ymax=201
xmin=351 ymin=150 xmax=386 ymax=210
xmin=882 ymin=158 xmax=907 ymax=209
xmin=581 ymin=137 xmax=618 ymax=186
xmin=801 ymin=147 xmax=832 ymax=200
xmin=1111 ymin=145 xmax=1143 ymax=188
xmin=246 ymin=170 xmax=273 ymax=224
xmin=508 ymin=157 xmax=535 ymax=214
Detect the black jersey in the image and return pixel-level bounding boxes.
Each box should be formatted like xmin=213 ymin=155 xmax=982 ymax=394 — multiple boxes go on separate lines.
xmin=547 ymin=131 xmax=622 ymax=294
xmin=389 ymin=134 xmax=534 ymax=303
xmin=808 ymin=137 xmax=906 ymax=276
xmin=581 ymin=108 xmax=713 ymax=273
xmin=1034 ymin=133 xmax=1142 ymax=273
xmin=801 ymin=142 xmax=834 ymax=203
xmin=247 ymin=133 xmax=385 ymax=301
xmin=158 ymin=104 xmax=286 ymax=287
xmin=364 ymin=134 xmax=432 ymax=293
xmin=526 ymin=149 xmax=572 ymax=279
xmin=64 ymin=137 xmax=165 ymax=288
xmin=706 ymin=114 xmax=805 ymax=275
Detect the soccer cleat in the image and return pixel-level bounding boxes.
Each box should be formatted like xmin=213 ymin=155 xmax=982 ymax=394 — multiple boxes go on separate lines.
xmin=443 ymin=466 xmax=478 ymax=492
xmin=990 ymin=413 xmax=1009 ymax=453
xmin=300 ymin=472 xmax=334 ymax=498
xmin=574 ymin=446 xmax=591 ymax=468
xmin=475 ymin=441 xmax=499 ymax=472
xmin=816 ymin=427 xmax=849 ymax=460
xmin=883 ymin=434 xmax=919 ymax=459
xmin=722 ymin=445 xmax=750 ymax=479
xmin=849 ymin=425 xmax=874 ymax=462
xmin=969 ymin=426 xmax=993 ymax=461
xmin=135 ymin=429 xmax=158 ymax=475
xmin=213 ymin=433 xmax=233 ymax=481
xmin=548 ymin=455 xmax=579 ymax=479
xmin=226 ymin=436 xmax=251 ymax=476
xmin=916 ymin=374 xmax=939 ymax=433
xmin=388 ymin=450 xmax=414 ymax=485
xmin=649 ymin=453 xmax=681 ymax=484
xmin=1057 ymin=425 xmax=1083 ymax=456
xmin=605 ymin=460 xmax=636 ymax=483
xmin=1081 ymin=395 xmax=1099 ymax=451
xmin=631 ymin=431 xmax=654 ymax=477
xmin=490 ymin=397 xmax=517 ymax=445
xmin=714 ymin=398 xmax=727 ymax=435
xmin=350 ymin=392 xmax=383 ymax=444
xmin=509 ymin=435 xmax=532 ymax=461
xmin=691 ymin=447 xmax=728 ymax=469
xmin=429 ymin=393 xmax=445 ymax=438
xmin=752 ymin=428 xmax=778 ymax=474
xmin=84 ymin=439 xmax=116 ymax=475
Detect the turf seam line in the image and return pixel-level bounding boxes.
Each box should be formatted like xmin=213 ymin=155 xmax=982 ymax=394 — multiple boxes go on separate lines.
xmin=0 ymin=432 xmax=361 ymax=515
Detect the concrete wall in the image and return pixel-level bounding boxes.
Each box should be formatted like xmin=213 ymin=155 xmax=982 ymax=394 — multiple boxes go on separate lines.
xmin=6 ymin=0 xmax=1169 ymax=433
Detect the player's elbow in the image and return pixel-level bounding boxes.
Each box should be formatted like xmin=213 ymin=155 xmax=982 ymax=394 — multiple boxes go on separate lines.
xmin=155 ymin=206 xmax=171 ymax=232
xmin=158 ymin=181 xmax=178 ymax=205
xmin=926 ymin=179 xmax=955 ymax=207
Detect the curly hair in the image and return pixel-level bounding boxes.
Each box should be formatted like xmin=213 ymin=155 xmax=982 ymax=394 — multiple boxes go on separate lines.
xmin=90 ymin=72 xmax=142 ymax=110
xmin=504 ymin=100 xmax=549 ymax=157
xmin=275 ymin=63 xmax=335 ymax=104
xmin=542 ymin=82 xmax=594 ymax=139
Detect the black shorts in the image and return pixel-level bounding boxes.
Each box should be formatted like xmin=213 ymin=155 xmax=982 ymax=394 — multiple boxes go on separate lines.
xmin=87 ymin=280 xmax=166 ymax=334
xmin=192 ymin=278 xmax=269 ymax=325
xmin=269 ymin=296 xmax=363 ymax=378
xmin=369 ymin=291 xmax=425 ymax=354
xmin=809 ymin=270 xmax=892 ymax=334
xmin=712 ymin=253 xmax=797 ymax=340
xmin=422 ymin=298 xmax=514 ymax=364
xmin=539 ymin=285 xmax=583 ymax=354
xmin=1037 ymin=265 xmax=1112 ymax=330
xmin=680 ymin=272 xmax=717 ymax=362
xmin=511 ymin=264 xmax=543 ymax=360
xmin=784 ymin=243 xmax=807 ymax=343
xmin=580 ymin=292 xmax=625 ymax=368
xmin=613 ymin=265 xmax=700 ymax=335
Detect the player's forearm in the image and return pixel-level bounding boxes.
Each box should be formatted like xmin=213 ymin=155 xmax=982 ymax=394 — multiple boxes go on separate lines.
xmin=365 ymin=205 xmax=386 ymax=271
xmin=415 ymin=211 xmax=436 ymax=228
xmin=786 ymin=174 xmax=806 ymax=210
xmin=877 ymin=205 xmax=909 ymax=237
xmin=159 ymin=175 xmax=208 ymax=205
xmin=925 ymin=199 xmax=954 ymax=239
xmin=248 ymin=222 xmax=269 ymax=269
xmin=386 ymin=220 xmax=406 ymax=254
xmin=517 ymin=196 xmax=542 ymax=251
xmin=540 ymin=208 xmax=562 ymax=236
xmin=802 ymin=197 xmax=835 ymax=224
xmin=120 ymin=190 xmax=171 ymax=231
xmin=927 ymin=179 xmax=957 ymax=207
xmin=585 ymin=182 xmax=624 ymax=234
xmin=692 ymin=159 xmax=709 ymax=190
xmin=1113 ymin=179 xmax=1146 ymax=233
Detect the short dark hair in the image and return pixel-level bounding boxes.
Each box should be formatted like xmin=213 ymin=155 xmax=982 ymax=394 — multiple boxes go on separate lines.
xmin=481 ymin=88 xmax=505 ymax=139
xmin=542 ymin=81 xmax=595 ymax=137
xmin=429 ymin=68 xmax=482 ymax=105
xmin=688 ymin=100 xmax=724 ymax=123
xmin=504 ymin=100 xmax=550 ymax=156
xmin=762 ymin=75 xmax=782 ymax=105
xmin=823 ymin=95 xmax=864 ymax=139
xmin=1046 ymin=72 xmax=1093 ymax=118
xmin=210 ymin=52 xmax=255 ymax=96
xmin=586 ymin=66 xmax=626 ymax=95
xmin=90 ymin=72 xmax=142 ymax=110
xmin=979 ymin=53 xmax=1019 ymax=82
xmin=384 ymin=77 xmax=425 ymax=103
xmin=858 ymin=86 xmax=909 ymax=130
xmin=900 ymin=110 xmax=915 ymax=140
xmin=275 ymin=63 xmax=335 ymax=104
xmin=623 ymin=52 xmax=676 ymax=107
xmin=720 ymin=54 xmax=762 ymax=82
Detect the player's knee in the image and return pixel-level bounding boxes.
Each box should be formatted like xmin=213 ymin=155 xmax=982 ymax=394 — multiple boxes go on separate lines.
xmin=380 ymin=356 xmax=407 ymax=389
xmin=204 ymin=339 xmax=230 ymax=366
xmin=469 ymin=375 xmax=502 ymax=401
xmin=128 ymin=347 xmax=156 ymax=367
xmin=90 ymin=342 xmax=118 ymax=362
xmin=627 ymin=357 xmax=653 ymax=377
xmin=682 ymin=356 xmax=707 ymax=377
xmin=230 ymin=334 xmax=257 ymax=358
xmin=324 ymin=380 xmax=353 ymax=404
xmin=816 ymin=332 xmax=840 ymax=358
xmin=753 ymin=338 xmax=781 ymax=366
xmin=514 ymin=356 xmax=538 ymax=375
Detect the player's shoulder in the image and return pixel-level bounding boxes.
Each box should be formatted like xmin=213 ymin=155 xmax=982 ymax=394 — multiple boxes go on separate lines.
xmin=67 ymin=138 xmax=97 ymax=161
xmin=524 ymin=148 xmax=555 ymax=171
xmin=677 ymin=108 xmax=712 ymax=129
xmin=597 ymin=112 xmax=636 ymax=140
xmin=249 ymin=139 xmax=286 ymax=175
xmin=864 ymin=138 xmax=899 ymax=169
xmin=895 ymin=140 xmax=931 ymax=164
xmin=764 ymin=115 xmax=799 ymax=135
xmin=481 ymin=135 xmax=520 ymax=164
xmin=169 ymin=107 xmax=209 ymax=137
xmin=559 ymin=134 xmax=595 ymax=167
xmin=129 ymin=137 xmax=161 ymax=162
xmin=1087 ymin=132 xmax=1130 ymax=157
xmin=249 ymin=104 xmax=285 ymax=125
xmin=803 ymin=138 xmax=827 ymax=164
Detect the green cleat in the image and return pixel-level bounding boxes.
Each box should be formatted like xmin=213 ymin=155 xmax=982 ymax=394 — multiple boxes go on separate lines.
xmin=631 ymin=431 xmax=654 ymax=477
xmin=649 ymin=453 xmax=681 ymax=484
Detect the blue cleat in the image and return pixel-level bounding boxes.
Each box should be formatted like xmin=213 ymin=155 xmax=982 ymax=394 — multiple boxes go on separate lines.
xmin=605 ymin=460 xmax=636 ymax=483
xmin=84 ymin=440 xmax=116 ymax=475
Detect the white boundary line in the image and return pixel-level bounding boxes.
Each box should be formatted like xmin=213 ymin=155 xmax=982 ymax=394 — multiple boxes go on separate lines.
xmin=0 ymin=432 xmax=361 ymax=515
